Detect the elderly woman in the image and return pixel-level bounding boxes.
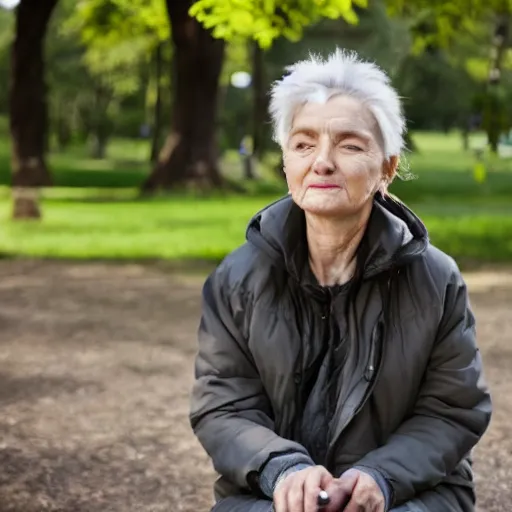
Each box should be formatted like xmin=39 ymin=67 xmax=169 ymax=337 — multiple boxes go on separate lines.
xmin=190 ymin=49 xmax=492 ymax=512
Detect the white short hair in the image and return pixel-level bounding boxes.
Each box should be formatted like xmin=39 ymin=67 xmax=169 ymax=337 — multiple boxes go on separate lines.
xmin=269 ymin=48 xmax=405 ymax=158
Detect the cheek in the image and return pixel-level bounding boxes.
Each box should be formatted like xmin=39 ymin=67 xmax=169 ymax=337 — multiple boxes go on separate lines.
xmin=283 ymin=153 xmax=312 ymax=189
xmin=342 ymin=158 xmax=383 ymax=192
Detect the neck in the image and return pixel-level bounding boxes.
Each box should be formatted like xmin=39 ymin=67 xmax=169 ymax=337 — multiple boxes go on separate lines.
xmin=306 ymin=203 xmax=373 ymax=287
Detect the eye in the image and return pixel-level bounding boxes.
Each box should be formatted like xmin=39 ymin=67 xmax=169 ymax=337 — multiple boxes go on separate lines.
xmin=343 ymin=144 xmax=363 ymax=152
xmin=294 ymin=141 xmax=313 ymax=151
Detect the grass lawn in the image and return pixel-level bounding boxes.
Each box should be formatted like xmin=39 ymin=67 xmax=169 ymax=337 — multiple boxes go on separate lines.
xmin=0 ymin=129 xmax=511 ymax=266
xmin=1 ymin=193 xmax=511 ymax=266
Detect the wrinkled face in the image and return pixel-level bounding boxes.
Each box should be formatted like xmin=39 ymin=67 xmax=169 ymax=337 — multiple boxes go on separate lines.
xmin=283 ymin=94 xmax=395 ymax=218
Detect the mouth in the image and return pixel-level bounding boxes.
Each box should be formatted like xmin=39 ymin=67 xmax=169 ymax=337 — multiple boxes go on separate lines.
xmin=308 ymin=184 xmax=341 ymax=189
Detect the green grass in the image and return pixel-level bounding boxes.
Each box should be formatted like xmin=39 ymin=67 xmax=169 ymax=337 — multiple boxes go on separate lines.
xmin=0 ymin=195 xmax=265 ymax=261
xmin=390 ymin=131 xmax=512 ymax=202
xmin=0 ymin=128 xmax=511 ymax=265
xmin=0 ymin=136 xmax=148 ymax=188
xmin=0 ymin=193 xmax=511 ymax=266
xmin=1 ymin=129 xmax=512 ymax=200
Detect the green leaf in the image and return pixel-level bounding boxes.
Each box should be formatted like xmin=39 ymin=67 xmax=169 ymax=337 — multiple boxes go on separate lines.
xmin=263 ymin=0 xmax=275 ymax=15
xmin=331 ymin=0 xmax=353 ymax=10
xmin=282 ymin=25 xmax=302 ymax=41
xmin=231 ymin=9 xmax=254 ymax=27
xmin=189 ymin=0 xmax=367 ymax=46
xmin=342 ymin=8 xmax=359 ymax=24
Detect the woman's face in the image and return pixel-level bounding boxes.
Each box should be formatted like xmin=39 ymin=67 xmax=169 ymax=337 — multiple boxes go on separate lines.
xmin=283 ymin=94 xmax=396 ymax=218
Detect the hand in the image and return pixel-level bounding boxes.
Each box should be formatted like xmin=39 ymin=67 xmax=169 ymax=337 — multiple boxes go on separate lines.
xmin=323 ymin=469 xmax=385 ymax=512
xmin=273 ymin=465 xmax=334 ymax=512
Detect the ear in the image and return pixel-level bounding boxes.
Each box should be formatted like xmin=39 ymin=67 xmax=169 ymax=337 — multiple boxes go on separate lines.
xmin=378 ymin=156 xmax=399 ymax=195
xmin=382 ymin=156 xmax=399 ymax=184
xmin=282 ymin=151 xmax=288 ymax=175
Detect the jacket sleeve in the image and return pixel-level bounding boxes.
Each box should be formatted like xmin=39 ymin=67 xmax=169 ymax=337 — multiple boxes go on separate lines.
xmin=353 ymin=265 xmax=492 ymax=506
xmin=189 ymin=265 xmax=314 ymax=492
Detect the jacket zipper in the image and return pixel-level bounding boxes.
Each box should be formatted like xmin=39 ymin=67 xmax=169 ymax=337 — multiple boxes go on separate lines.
xmin=325 ymin=318 xmax=383 ymax=468
xmin=291 ymin=346 xmax=304 ymax=439
xmin=291 ymin=293 xmax=332 ymax=439
xmin=364 ymin=326 xmax=378 ymax=382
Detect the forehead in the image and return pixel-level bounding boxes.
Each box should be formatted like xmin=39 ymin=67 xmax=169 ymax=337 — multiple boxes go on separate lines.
xmin=291 ymin=94 xmax=380 ymax=137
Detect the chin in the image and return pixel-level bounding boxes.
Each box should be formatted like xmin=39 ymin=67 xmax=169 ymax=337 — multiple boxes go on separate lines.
xmin=301 ymin=201 xmax=348 ymax=217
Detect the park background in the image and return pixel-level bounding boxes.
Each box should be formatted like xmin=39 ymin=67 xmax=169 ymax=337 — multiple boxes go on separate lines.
xmin=0 ymin=1 xmax=511 ymax=511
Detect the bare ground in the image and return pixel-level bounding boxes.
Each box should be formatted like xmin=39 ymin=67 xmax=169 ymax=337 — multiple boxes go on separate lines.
xmin=0 ymin=260 xmax=510 ymax=512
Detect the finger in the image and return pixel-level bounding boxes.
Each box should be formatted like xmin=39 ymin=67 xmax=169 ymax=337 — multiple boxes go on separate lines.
xmin=343 ymin=486 xmax=362 ymax=512
xmin=302 ymin=470 xmax=327 ymax=512
xmin=323 ymin=482 xmax=351 ymax=512
xmin=327 ymin=491 xmax=351 ymax=512
xmin=273 ymin=478 xmax=290 ymax=512
xmin=370 ymin=494 xmax=385 ymax=512
xmin=343 ymin=498 xmax=363 ymax=512
xmin=324 ymin=470 xmax=361 ymax=512
xmin=286 ymin=475 xmax=305 ymax=512
xmin=338 ymin=469 xmax=360 ymax=492
xmin=343 ymin=483 xmax=377 ymax=512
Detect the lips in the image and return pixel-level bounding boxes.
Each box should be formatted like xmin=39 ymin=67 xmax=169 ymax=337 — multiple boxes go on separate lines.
xmin=308 ymin=184 xmax=340 ymax=189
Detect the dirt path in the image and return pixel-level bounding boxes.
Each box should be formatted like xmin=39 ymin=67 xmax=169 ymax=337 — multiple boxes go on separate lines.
xmin=0 ymin=261 xmax=510 ymax=512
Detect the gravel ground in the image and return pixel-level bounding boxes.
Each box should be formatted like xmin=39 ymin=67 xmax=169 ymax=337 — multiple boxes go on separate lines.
xmin=0 ymin=260 xmax=510 ymax=512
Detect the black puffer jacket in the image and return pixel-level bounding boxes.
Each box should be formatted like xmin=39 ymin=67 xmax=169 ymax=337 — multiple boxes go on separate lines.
xmin=190 ymin=193 xmax=492 ymax=510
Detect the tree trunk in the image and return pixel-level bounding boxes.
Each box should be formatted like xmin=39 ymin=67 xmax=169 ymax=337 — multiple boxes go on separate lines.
xmin=486 ymin=13 xmax=509 ymax=154
xmin=150 ymin=42 xmax=164 ymax=164
xmin=242 ymin=153 xmax=255 ymax=180
xmin=55 ymin=109 xmax=72 ymax=151
xmin=142 ymin=1 xmax=225 ymax=192
xmin=90 ymin=134 xmax=108 ymax=160
xmin=252 ymin=41 xmax=266 ymax=162
xmin=89 ymin=85 xmax=111 ymax=159
xmin=10 ymin=0 xmax=57 ymax=220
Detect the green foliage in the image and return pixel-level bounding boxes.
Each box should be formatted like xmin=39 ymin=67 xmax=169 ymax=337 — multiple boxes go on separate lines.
xmin=69 ymin=0 xmax=169 ymax=47
xmin=218 ymin=0 xmax=414 ymax=152
xmin=190 ymin=0 xmax=369 ymax=48
xmin=220 ymin=38 xmax=251 ymax=86
xmin=395 ymin=51 xmax=478 ymax=132
xmin=65 ymin=0 xmax=169 ymax=97
xmin=189 ymin=0 xmax=510 ymax=51
xmin=47 ymin=0 xmax=170 ymax=153
xmin=277 ymin=1 xmax=411 ymax=75
xmin=0 ymin=9 xmax=14 ymax=114
xmin=387 ymin=0 xmax=511 ymax=54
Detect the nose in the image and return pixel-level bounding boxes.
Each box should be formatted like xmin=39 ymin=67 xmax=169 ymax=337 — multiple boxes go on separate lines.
xmin=312 ymin=143 xmax=335 ymax=175
xmin=312 ymin=155 xmax=335 ymax=175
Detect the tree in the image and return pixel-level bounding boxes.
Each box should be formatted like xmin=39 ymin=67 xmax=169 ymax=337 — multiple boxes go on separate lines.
xmin=393 ymin=1 xmax=512 ymax=152
xmin=192 ymin=0 xmax=512 ymax=157
xmin=0 ymin=10 xmax=13 ymax=115
xmin=484 ymin=12 xmax=511 ymax=153
xmin=142 ymin=0 xmax=225 ymax=191
xmin=182 ymin=0 xmax=377 ymax=189
xmin=9 ymin=0 xmax=59 ymax=219
xmin=73 ymin=1 xmax=378 ymax=191
xmin=67 ymin=0 xmax=170 ymax=159
xmin=190 ymin=0 xmax=369 ymax=49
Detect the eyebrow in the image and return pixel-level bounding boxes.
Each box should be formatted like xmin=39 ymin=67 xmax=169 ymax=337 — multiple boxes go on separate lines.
xmin=290 ymin=125 xmax=373 ymax=141
xmin=334 ymin=129 xmax=372 ymax=142
xmin=289 ymin=127 xmax=317 ymax=139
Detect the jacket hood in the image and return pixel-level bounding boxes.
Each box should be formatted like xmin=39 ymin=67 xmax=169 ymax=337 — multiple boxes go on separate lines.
xmin=246 ymin=193 xmax=429 ymax=284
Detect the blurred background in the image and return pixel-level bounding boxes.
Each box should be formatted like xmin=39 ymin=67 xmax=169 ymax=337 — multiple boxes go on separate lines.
xmin=0 ymin=1 xmax=511 ymax=511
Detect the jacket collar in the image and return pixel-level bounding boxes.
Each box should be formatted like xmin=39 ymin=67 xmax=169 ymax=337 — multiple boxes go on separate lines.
xmin=246 ymin=193 xmax=428 ymax=287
